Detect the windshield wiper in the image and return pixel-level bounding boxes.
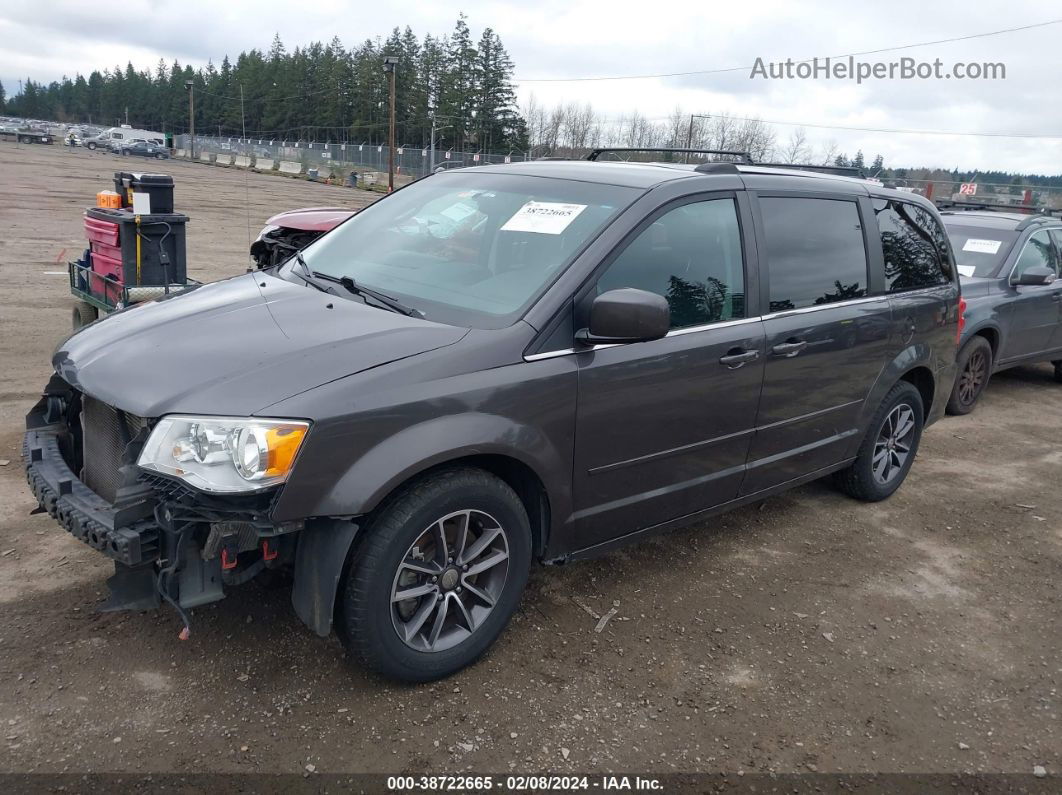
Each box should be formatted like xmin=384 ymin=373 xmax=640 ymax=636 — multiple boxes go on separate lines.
xmin=290 ymin=252 xmax=329 ymax=293
xmin=312 ymin=270 xmax=423 ymax=318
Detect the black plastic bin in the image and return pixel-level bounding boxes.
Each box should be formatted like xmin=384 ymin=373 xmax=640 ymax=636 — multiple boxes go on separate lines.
xmin=112 ymin=172 xmax=175 ymax=214
xmin=85 ymin=207 xmax=188 ymax=287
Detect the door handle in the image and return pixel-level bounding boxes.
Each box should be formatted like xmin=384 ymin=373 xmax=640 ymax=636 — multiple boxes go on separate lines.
xmin=772 ymin=339 xmax=808 ymax=357
xmin=719 ymin=348 xmax=760 ymax=369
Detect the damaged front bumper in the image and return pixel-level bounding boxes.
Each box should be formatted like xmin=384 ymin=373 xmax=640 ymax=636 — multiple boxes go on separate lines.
xmin=22 ymin=385 xmax=298 ymax=620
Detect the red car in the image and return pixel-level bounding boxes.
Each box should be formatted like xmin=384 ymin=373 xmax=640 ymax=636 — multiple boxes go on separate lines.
xmin=250 ymin=206 xmax=356 ymax=268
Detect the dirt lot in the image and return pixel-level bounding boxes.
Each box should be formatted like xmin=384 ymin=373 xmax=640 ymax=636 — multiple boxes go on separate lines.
xmin=0 ymin=142 xmax=1058 ymax=781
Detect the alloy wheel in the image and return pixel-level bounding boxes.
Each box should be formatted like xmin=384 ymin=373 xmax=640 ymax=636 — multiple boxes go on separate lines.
xmin=390 ymin=509 xmax=510 ymax=653
xmin=958 ymin=349 xmax=987 ymax=406
xmin=872 ymin=403 xmax=916 ymax=485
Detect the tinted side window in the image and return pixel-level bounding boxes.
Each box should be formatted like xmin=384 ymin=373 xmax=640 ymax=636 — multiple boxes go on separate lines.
xmin=874 ymin=199 xmax=954 ymax=291
xmin=1013 ymin=230 xmax=1060 ymax=279
xmin=760 ymin=197 xmax=868 ymax=312
xmin=597 ymin=198 xmax=745 ymax=328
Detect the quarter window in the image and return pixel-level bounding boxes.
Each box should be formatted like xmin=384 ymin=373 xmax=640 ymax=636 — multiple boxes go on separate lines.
xmin=596 ymin=198 xmax=746 ymax=328
xmin=760 ymin=197 xmax=868 ymax=312
xmin=1012 ymin=230 xmax=1060 ymax=280
xmin=874 ymin=199 xmax=954 ymax=291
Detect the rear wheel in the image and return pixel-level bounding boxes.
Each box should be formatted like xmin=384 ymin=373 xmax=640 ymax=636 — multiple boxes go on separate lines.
xmin=947 ymin=336 xmax=992 ymax=415
xmin=155 ymin=153 xmax=166 ymax=160
xmin=836 ymin=381 xmax=924 ymax=502
xmin=72 ymin=301 xmax=99 ymax=330
xmin=337 ymin=467 xmax=531 ymax=682
xmin=86 ymin=141 xmax=97 ymax=150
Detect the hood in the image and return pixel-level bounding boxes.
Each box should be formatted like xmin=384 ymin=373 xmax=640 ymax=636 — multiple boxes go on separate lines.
xmin=266 ymin=206 xmax=357 ymax=233
xmin=54 ymin=272 xmax=467 ymax=417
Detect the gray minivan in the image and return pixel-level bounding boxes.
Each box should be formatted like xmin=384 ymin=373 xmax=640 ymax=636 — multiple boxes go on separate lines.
xmin=25 ymin=160 xmax=960 ymax=681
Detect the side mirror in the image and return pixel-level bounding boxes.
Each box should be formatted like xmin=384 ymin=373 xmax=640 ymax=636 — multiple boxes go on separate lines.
xmin=1013 ymin=265 xmax=1057 ymax=286
xmin=576 ymin=288 xmax=670 ymax=345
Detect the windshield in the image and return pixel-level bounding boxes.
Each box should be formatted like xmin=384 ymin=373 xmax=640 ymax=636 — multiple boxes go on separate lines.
xmin=944 ymin=224 xmax=1019 ymax=277
xmin=293 ymin=172 xmax=639 ymax=328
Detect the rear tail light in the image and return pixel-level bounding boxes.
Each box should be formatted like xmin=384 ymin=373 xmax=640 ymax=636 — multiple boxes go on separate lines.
xmin=957 ymin=297 xmax=967 ymax=344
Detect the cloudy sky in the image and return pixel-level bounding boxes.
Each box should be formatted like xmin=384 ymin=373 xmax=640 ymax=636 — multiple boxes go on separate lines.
xmin=3 ymin=1 xmax=1060 ymax=173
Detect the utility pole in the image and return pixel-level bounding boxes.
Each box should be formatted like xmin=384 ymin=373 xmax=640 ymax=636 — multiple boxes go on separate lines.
xmin=185 ymin=80 xmax=195 ymax=159
xmin=685 ymin=114 xmax=711 ymax=163
xmin=382 ymin=56 xmax=399 ymax=191
xmin=125 ymin=107 xmax=129 ymax=125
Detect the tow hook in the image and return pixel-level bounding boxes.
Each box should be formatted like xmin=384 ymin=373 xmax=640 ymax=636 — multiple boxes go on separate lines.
xmin=220 ymin=542 xmax=239 ymax=570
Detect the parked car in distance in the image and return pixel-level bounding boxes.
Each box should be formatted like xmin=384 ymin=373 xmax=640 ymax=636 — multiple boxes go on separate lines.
xmin=86 ymin=126 xmax=164 ymax=151
xmin=120 ymin=140 xmax=170 ymax=160
xmin=25 ymin=160 xmax=960 ymax=682
xmin=937 ymin=206 xmax=1062 ymax=413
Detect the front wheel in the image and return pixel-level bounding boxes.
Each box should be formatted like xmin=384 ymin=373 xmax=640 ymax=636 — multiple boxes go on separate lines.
xmin=835 ymin=381 xmax=924 ymax=502
xmin=337 ymin=468 xmax=532 ymax=682
xmin=86 ymin=142 xmax=97 ymax=150
xmin=946 ymin=336 xmax=992 ymax=415
xmin=155 ymin=153 xmax=166 ymax=160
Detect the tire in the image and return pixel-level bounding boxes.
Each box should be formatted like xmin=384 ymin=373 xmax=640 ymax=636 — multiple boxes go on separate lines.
xmin=156 ymin=153 xmax=166 ymax=160
xmin=87 ymin=142 xmax=97 ymax=150
xmin=947 ymin=336 xmax=993 ymax=415
xmin=835 ymin=381 xmax=925 ymax=502
xmin=337 ymin=467 xmax=532 ymax=682
xmin=71 ymin=301 xmax=99 ymax=330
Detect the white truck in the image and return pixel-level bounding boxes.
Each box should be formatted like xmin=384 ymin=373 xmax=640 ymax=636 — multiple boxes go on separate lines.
xmin=85 ymin=125 xmax=165 ymax=152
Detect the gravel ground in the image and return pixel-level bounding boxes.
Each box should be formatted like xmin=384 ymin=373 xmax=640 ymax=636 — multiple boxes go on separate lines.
xmin=0 ymin=143 xmax=1058 ymax=780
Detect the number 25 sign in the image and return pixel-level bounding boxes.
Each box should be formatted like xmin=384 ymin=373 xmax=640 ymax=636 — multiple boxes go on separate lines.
xmin=959 ymin=183 xmax=978 ymax=196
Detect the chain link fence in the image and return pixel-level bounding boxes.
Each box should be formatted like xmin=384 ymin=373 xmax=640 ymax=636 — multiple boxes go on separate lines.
xmin=174 ymin=134 xmax=532 ymax=184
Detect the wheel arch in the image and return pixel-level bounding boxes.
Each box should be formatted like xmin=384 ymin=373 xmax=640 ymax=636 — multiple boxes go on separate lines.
xmin=898 ymin=365 xmax=935 ymax=421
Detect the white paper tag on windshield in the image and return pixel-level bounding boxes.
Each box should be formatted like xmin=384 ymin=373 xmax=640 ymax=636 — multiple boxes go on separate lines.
xmin=962 ymin=238 xmax=1002 ymax=255
xmin=501 ymin=201 xmax=586 ymax=234
xmin=957 ymin=264 xmax=976 ymax=277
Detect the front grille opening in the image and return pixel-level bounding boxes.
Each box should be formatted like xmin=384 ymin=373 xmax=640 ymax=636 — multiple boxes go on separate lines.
xmin=80 ymin=396 xmax=148 ymax=503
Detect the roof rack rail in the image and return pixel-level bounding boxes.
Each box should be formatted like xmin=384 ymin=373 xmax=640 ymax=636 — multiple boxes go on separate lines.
xmin=935 ymin=198 xmax=1061 ymax=217
xmin=586 ymin=147 xmax=753 ymax=163
xmin=755 ymin=162 xmax=868 ymax=179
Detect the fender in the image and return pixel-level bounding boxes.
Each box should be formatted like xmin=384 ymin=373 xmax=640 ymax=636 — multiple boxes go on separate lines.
xmin=273 ymin=412 xmax=572 ymax=535
xmin=843 ymin=342 xmax=942 ymax=459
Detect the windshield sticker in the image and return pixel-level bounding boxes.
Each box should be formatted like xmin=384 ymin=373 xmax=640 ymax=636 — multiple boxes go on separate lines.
xmin=439 ymin=201 xmax=479 ymax=223
xmin=957 ymin=264 xmax=976 ymax=277
xmin=501 ymin=201 xmax=587 ymax=235
xmin=962 ymin=238 xmax=1003 ymax=255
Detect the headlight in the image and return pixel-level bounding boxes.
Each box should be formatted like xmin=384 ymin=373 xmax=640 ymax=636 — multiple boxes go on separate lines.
xmin=137 ymin=415 xmax=309 ymax=493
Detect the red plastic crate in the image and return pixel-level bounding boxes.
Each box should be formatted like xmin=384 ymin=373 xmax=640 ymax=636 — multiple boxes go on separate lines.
xmin=90 ymin=250 xmax=123 ymax=284
xmin=84 ymin=214 xmax=120 ymax=248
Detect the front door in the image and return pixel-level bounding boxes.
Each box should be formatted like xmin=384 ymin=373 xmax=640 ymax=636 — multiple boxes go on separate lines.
xmin=999 ymin=229 xmax=1062 ymax=362
xmin=741 ymin=194 xmax=891 ymax=494
xmin=572 ymin=195 xmax=765 ymax=550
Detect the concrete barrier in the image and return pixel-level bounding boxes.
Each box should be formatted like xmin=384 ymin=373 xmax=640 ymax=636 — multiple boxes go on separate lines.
xmin=255 ymin=156 xmax=276 ymax=171
xmin=199 ymin=151 xmax=214 ymax=164
xmin=278 ymin=160 xmax=303 ymax=175
xmin=214 ymin=152 xmax=234 ymax=166
xmin=175 ymin=149 xmax=187 ymax=158
xmin=233 ymin=155 xmax=252 ymax=168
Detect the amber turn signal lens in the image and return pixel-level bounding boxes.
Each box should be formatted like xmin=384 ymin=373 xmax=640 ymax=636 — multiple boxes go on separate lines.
xmin=265 ymin=425 xmax=308 ymax=477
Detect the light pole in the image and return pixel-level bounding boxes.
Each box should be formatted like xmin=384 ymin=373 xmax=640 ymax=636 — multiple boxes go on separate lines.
xmin=185 ymin=80 xmax=195 ymax=159
xmin=382 ymin=56 xmax=399 ymax=191
xmin=238 ymin=80 xmax=246 ymax=141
